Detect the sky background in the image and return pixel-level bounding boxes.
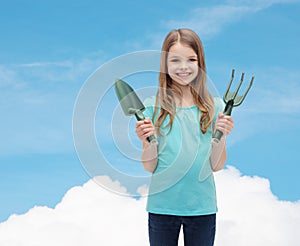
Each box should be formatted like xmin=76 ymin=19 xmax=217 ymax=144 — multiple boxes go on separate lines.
xmin=0 ymin=0 xmax=300 ymax=245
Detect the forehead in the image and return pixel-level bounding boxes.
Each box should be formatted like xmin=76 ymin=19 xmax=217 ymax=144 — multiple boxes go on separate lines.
xmin=168 ymin=43 xmax=197 ymax=57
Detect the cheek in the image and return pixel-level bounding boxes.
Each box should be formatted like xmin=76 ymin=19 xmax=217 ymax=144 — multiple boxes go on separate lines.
xmin=192 ymin=65 xmax=200 ymax=77
xmin=191 ymin=63 xmax=199 ymax=71
xmin=166 ymin=63 xmax=176 ymax=74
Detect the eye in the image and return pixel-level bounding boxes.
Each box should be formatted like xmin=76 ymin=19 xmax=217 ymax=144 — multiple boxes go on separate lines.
xmin=189 ymin=58 xmax=198 ymax=62
xmin=170 ymin=59 xmax=179 ymax=63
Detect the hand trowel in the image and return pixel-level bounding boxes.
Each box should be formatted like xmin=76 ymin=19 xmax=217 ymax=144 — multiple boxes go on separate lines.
xmin=114 ymin=78 xmax=157 ymax=144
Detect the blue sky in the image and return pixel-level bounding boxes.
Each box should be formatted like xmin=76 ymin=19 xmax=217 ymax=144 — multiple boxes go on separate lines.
xmin=1 ymin=0 xmax=300 ymax=223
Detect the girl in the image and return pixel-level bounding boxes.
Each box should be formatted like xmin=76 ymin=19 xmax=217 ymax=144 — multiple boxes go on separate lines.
xmin=136 ymin=28 xmax=234 ymax=246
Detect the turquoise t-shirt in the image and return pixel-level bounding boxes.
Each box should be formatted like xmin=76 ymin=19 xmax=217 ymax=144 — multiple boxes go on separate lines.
xmin=143 ymin=96 xmax=224 ymax=216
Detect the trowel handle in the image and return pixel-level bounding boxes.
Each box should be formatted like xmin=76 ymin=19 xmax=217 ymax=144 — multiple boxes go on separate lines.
xmin=212 ymin=100 xmax=234 ymax=142
xmin=135 ymin=111 xmax=158 ymax=144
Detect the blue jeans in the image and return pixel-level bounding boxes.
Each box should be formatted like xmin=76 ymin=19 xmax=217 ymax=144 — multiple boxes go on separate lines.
xmin=148 ymin=213 xmax=216 ymax=246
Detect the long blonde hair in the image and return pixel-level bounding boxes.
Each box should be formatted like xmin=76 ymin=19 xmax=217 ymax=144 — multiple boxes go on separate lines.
xmin=153 ymin=28 xmax=214 ymax=135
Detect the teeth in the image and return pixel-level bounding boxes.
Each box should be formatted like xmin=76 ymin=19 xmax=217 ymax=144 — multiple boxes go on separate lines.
xmin=177 ymin=73 xmax=190 ymax=77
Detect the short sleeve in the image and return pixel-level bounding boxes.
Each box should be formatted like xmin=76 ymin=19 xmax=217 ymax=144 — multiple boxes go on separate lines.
xmin=143 ymin=96 xmax=156 ymax=120
xmin=213 ymin=97 xmax=225 ymax=123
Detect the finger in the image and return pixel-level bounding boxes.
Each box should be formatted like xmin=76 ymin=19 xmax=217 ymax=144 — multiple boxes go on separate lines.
xmin=138 ymin=123 xmax=154 ymax=132
xmin=223 ymin=115 xmax=234 ymax=123
xmin=136 ymin=125 xmax=155 ymax=138
xmin=138 ymin=121 xmax=154 ymax=131
xmin=136 ymin=118 xmax=152 ymax=126
xmin=216 ymin=123 xmax=233 ymax=135
xmin=136 ymin=121 xmax=145 ymax=128
xmin=136 ymin=126 xmax=154 ymax=136
xmin=216 ymin=119 xmax=233 ymax=130
xmin=144 ymin=129 xmax=155 ymax=138
xmin=217 ymin=112 xmax=224 ymax=119
xmin=144 ymin=118 xmax=151 ymax=123
xmin=137 ymin=130 xmax=155 ymax=141
xmin=217 ymin=116 xmax=234 ymax=125
xmin=135 ymin=118 xmax=155 ymax=140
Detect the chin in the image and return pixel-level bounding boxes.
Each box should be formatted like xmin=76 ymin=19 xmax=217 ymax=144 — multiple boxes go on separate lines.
xmin=175 ymin=78 xmax=194 ymax=86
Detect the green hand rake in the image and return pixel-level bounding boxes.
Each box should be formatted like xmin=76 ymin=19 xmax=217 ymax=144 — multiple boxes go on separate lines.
xmin=212 ymin=69 xmax=254 ymax=143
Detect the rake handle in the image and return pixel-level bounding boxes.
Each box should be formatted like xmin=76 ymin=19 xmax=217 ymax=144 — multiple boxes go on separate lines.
xmin=212 ymin=100 xmax=234 ymax=141
xmin=135 ymin=110 xmax=157 ymax=144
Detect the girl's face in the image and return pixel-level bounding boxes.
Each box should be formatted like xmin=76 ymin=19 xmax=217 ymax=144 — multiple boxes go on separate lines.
xmin=167 ymin=42 xmax=199 ymax=86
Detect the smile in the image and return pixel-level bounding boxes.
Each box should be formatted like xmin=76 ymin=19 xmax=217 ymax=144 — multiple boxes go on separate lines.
xmin=176 ymin=72 xmax=192 ymax=77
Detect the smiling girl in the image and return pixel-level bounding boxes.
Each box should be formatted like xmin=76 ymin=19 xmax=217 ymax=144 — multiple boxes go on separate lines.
xmin=136 ymin=28 xmax=234 ymax=246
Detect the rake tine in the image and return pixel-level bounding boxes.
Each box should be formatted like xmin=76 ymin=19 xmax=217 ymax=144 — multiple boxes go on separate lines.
xmin=223 ymin=69 xmax=235 ymax=103
xmin=234 ymin=75 xmax=254 ymax=106
xmin=232 ymin=72 xmax=244 ymax=100
xmin=213 ymin=69 xmax=254 ymax=143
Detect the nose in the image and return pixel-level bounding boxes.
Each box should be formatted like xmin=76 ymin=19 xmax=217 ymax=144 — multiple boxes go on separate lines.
xmin=179 ymin=61 xmax=188 ymax=71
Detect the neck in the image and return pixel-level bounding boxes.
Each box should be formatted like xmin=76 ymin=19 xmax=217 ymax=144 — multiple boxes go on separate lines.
xmin=175 ymin=85 xmax=195 ymax=107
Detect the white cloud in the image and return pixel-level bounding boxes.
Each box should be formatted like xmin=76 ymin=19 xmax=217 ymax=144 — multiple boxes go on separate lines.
xmin=226 ymin=0 xmax=300 ymax=8
xmin=16 ymin=61 xmax=73 ymax=68
xmin=0 ymin=52 xmax=107 ymax=156
xmin=1 ymin=167 xmax=299 ymax=246
xmin=166 ymin=5 xmax=254 ymax=38
xmin=245 ymin=69 xmax=300 ymax=115
xmin=0 ymin=65 xmax=25 ymax=90
xmin=165 ymin=0 xmax=300 ymax=39
xmin=13 ymin=51 xmax=106 ymax=85
xmin=0 ymin=177 xmax=149 ymax=246
xmin=214 ymin=166 xmax=300 ymax=245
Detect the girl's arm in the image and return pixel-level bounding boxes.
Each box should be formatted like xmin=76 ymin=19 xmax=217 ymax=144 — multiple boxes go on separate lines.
xmin=136 ymin=118 xmax=158 ymax=173
xmin=210 ymin=113 xmax=234 ymax=171
xmin=210 ymin=137 xmax=227 ymax=171
xmin=141 ymin=140 xmax=158 ymax=173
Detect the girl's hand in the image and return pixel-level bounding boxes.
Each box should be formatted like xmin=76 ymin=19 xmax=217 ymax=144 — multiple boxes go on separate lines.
xmin=135 ymin=118 xmax=155 ymax=143
xmin=214 ymin=113 xmax=234 ymax=137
